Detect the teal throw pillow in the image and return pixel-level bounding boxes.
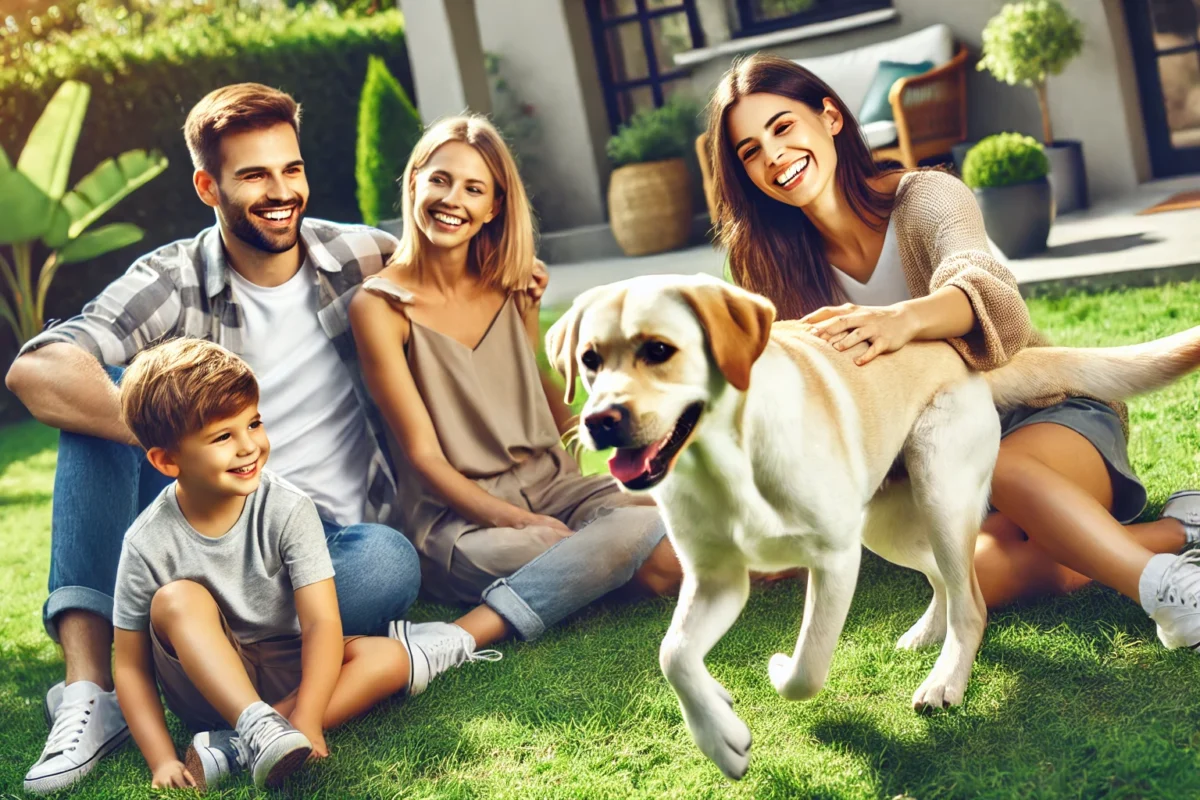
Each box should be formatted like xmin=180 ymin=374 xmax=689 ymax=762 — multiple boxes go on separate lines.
xmin=857 ymin=60 xmax=934 ymax=125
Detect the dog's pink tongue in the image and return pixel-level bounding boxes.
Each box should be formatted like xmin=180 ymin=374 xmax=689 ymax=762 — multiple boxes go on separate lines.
xmin=608 ymin=442 xmax=663 ymax=484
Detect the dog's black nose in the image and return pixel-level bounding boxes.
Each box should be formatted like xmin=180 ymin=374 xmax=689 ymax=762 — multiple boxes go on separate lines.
xmin=584 ymin=405 xmax=631 ymax=449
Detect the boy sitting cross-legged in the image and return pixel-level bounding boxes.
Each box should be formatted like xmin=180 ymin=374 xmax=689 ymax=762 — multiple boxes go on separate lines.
xmin=111 ymin=338 xmax=498 ymax=791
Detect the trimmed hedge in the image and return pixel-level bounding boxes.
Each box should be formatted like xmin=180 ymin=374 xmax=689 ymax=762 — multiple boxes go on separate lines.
xmin=0 ymin=6 xmax=415 ymax=325
xmin=961 ymin=132 xmax=1049 ymax=190
xmin=356 ymin=55 xmax=422 ymax=226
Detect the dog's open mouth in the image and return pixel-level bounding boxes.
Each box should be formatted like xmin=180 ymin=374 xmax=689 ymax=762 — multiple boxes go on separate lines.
xmin=608 ymin=402 xmax=703 ymax=490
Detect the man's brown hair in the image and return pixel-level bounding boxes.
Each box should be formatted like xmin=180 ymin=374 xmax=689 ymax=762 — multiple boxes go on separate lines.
xmin=121 ymin=339 xmax=259 ymax=451
xmin=184 ymin=83 xmax=302 ymax=175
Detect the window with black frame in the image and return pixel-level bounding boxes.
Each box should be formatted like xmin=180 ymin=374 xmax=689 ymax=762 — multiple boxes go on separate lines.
xmin=733 ymin=0 xmax=892 ymax=38
xmin=585 ymin=0 xmax=705 ymax=132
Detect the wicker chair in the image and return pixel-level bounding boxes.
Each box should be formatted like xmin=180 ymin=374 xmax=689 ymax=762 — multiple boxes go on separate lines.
xmin=697 ymin=45 xmax=970 ymax=222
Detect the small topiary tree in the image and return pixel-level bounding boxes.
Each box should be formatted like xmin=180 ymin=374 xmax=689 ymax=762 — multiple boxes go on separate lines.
xmin=356 ymin=55 xmax=423 ymax=226
xmin=961 ymin=132 xmax=1049 ymax=190
xmin=978 ymin=0 xmax=1083 ymax=146
xmin=606 ymin=95 xmax=704 ymax=168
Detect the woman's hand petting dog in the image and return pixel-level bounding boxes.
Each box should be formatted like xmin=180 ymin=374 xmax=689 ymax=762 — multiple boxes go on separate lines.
xmin=801 ymin=302 xmax=920 ymax=366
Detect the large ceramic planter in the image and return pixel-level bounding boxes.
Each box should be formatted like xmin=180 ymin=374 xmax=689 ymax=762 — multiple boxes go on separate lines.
xmin=608 ymin=158 xmax=693 ymax=257
xmin=973 ymin=176 xmax=1055 ymax=259
xmin=1044 ymin=140 xmax=1088 ymax=214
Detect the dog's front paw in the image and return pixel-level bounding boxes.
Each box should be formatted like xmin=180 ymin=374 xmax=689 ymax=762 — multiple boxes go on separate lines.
xmin=768 ymin=653 xmax=822 ymax=700
xmin=911 ymin=667 xmax=968 ymax=711
xmin=682 ymin=686 xmax=752 ymax=780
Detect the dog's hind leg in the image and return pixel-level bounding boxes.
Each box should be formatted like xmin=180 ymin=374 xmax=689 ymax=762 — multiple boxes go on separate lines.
xmin=767 ymin=543 xmax=862 ymax=702
xmin=660 ymin=561 xmax=753 ymax=780
xmin=903 ymin=376 xmax=999 ymax=711
xmin=862 ymin=482 xmax=947 ymax=650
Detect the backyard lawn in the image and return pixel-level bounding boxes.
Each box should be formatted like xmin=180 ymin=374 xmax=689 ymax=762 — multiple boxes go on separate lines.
xmin=3 ymin=283 xmax=1200 ymax=798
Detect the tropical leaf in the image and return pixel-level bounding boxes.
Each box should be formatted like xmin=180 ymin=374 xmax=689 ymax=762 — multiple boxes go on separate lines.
xmin=58 ymin=223 xmax=145 ymax=265
xmin=41 ymin=204 xmax=73 ymax=250
xmin=16 ymin=80 xmax=90 ymax=202
xmin=0 ymin=144 xmax=10 ymax=171
xmin=62 ymin=149 xmax=168 ymax=238
xmin=0 ymin=170 xmax=54 ymax=244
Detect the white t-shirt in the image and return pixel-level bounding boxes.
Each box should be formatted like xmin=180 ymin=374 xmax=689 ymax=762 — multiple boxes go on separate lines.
xmin=228 ymin=263 xmax=374 ymax=526
xmin=833 ymin=218 xmax=912 ymax=307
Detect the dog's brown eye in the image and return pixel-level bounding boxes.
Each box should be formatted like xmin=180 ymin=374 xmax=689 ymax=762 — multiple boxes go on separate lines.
xmin=640 ymin=340 xmax=676 ymax=365
xmin=581 ymin=350 xmax=601 ymax=371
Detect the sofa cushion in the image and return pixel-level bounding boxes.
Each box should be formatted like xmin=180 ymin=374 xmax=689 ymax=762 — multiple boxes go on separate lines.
xmin=858 ymin=60 xmax=934 ymax=124
xmin=860 ymin=120 xmax=898 ymax=149
xmin=793 ymin=23 xmax=954 ymax=112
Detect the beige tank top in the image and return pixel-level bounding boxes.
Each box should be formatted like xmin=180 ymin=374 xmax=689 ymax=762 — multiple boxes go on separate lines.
xmin=361 ymin=276 xmax=561 ymax=483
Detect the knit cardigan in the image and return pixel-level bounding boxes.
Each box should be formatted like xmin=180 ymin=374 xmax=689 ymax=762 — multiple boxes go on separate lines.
xmin=888 ymin=169 xmax=1128 ymax=432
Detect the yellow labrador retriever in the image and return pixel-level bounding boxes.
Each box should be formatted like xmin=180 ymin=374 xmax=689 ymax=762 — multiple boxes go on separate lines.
xmin=546 ymin=273 xmax=1200 ymax=780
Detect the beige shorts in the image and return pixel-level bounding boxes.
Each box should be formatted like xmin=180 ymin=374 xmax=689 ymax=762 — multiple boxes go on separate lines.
xmin=149 ymin=612 xmax=360 ymax=730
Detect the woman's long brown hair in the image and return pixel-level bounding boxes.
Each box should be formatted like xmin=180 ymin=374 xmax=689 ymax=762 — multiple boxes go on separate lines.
xmin=708 ymin=53 xmax=897 ymax=319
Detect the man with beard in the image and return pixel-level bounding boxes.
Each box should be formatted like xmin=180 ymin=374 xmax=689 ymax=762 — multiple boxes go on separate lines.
xmin=8 ymin=83 xmax=541 ymax=794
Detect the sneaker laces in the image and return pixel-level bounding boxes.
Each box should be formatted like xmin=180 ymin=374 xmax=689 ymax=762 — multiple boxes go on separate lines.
xmin=42 ymin=698 xmax=95 ymax=757
xmin=234 ymin=711 xmax=292 ymax=766
xmin=1158 ymin=550 xmax=1200 ymax=608
xmin=421 ymin=634 xmax=503 ymax=674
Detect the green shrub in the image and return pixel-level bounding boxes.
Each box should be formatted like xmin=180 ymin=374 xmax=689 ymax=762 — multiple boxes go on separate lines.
xmin=356 ymin=56 xmax=422 ymax=226
xmin=0 ymin=6 xmax=413 ymax=323
xmin=961 ymin=132 xmax=1049 ymax=190
xmin=606 ymin=95 xmax=704 ymax=168
xmin=977 ymin=0 xmax=1084 ymax=144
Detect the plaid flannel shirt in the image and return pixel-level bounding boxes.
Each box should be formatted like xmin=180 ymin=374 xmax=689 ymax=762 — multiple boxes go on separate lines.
xmin=19 ymin=218 xmax=402 ymax=524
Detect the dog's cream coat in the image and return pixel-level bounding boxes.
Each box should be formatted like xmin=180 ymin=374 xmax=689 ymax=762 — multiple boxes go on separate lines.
xmin=546 ymin=274 xmax=1200 ymax=780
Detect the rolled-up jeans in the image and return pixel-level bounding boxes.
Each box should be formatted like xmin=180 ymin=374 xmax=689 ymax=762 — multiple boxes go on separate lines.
xmin=42 ymin=365 xmax=421 ymax=641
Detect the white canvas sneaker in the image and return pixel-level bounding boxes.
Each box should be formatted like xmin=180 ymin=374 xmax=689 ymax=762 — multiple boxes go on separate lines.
xmin=24 ymin=681 xmax=130 ymax=794
xmin=388 ymin=620 xmax=502 ymax=696
xmin=185 ymin=729 xmax=245 ymax=791
xmin=1140 ymin=551 xmax=1200 ymax=650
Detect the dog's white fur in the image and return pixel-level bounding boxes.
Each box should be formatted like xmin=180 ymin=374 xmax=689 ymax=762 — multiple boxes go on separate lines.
xmin=546 ymin=273 xmax=1200 ymax=780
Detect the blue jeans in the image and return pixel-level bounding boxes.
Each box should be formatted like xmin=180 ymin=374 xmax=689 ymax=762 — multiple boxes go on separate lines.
xmin=42 ymin=366 xmax=421 ymax=640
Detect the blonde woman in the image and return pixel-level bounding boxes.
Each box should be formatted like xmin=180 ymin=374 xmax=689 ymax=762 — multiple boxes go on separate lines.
xmin=350 ymin=116 xmax=682 ymax=664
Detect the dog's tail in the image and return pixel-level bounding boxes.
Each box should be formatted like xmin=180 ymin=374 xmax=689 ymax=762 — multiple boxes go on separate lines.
xmin=984 ymin=325 xmax=1200 ymax=410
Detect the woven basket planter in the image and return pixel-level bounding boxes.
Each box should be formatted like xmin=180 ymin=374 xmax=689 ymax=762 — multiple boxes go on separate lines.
xmin=608 ymin=158 xmax=693 ymax=257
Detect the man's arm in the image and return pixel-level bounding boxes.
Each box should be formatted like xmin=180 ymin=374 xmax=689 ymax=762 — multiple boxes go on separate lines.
xmin=5 ymin=258 xmax=182 ymax=444
xmin=6 ymin=344 xmax=137 ymax=444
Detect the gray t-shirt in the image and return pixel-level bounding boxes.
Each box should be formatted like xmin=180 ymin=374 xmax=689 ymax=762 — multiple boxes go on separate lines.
xmin=112 ymin=470 xmax=335 ymax=642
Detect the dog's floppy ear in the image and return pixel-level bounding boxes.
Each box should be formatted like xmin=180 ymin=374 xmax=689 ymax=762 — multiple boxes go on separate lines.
xmin=678 ymin=278 xmax=776 ymax=392
xmin=545 ymin=301 xmax=585 ymax=405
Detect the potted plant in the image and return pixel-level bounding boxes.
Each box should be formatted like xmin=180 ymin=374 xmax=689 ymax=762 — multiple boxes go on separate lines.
xmin=0 ymin=80 xmax=167 ymax=346
xmin=976 ymin=0 xmax=1087 ymax=213
xmin=962 ymin=132 xmax=1053 ymax=259
xmin=606 ymin=96 xmax=702 ymax=257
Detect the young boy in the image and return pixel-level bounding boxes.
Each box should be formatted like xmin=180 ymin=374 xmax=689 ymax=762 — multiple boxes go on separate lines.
xmin=111 ymin=338 xmax=498 ymax=791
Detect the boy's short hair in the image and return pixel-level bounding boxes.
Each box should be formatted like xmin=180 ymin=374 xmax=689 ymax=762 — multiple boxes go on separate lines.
xmin=121 ymin=339 xmax=259 ymax=451
xmin=184 ymin=83 xmax=301 ymax=176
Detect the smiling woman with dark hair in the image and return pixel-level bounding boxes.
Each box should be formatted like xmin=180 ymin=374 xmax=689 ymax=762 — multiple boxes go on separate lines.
xmin=704 ymin=52 xmax=1200 ymax=652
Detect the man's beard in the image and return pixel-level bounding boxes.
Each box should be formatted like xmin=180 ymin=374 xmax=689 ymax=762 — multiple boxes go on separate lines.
xmin=221 ymin=193 xmax=306 ymax=254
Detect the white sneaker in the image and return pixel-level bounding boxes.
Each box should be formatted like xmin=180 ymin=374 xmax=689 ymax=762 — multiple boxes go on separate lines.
xmin=1160 ymin=490 xmax=1200 ymax=549
xmin=43 ymin=681 xmax=65 ymax=726
xmin=24 ymin=681 xmax=130 ymax=794
xmin=388 ymin=620 xmax=502 ymax=696
xmin=233 ymin=702 xmax=312 ymax=789
xmin=184 ymin=729 xmax=244 ymax=791
xmin=1140 ymin=551 xmax=1200 ymax=649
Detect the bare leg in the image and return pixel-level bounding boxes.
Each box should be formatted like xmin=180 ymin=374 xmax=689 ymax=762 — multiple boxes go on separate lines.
xmin=453 ymin=606 xmax=511 ymax=649
xmin=978 ymin=423 xmax=1183 ymax=606
xmin=59 ymin=611 xmax=115 ymax=690
xmin=273 ymin=638 xmax=408 ymax=728
xmin=150 ymin=581 xmax=258 ymax=727
xmin=631 ymin=538 xmax=683 ymax=597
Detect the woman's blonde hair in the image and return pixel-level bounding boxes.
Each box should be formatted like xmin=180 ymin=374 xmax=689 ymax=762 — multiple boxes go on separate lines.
xmin=392 ymin=115 xmax=536 ymax=292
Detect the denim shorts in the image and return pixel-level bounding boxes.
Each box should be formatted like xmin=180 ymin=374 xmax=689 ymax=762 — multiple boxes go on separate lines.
xmin=996 ymin=397 xmax=1147 ymax=524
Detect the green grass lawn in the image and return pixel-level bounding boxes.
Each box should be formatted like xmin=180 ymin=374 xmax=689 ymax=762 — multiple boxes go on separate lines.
xmin=4 ymin=284 xmax=1200 ymax=798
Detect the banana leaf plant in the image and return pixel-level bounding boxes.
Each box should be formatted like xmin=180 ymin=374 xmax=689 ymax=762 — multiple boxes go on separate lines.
xmin=0 ymin=80 xmax=168 ymax=345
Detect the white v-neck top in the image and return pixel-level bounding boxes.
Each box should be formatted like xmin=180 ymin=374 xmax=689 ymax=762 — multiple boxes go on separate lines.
xmin=833 ymin=217 xmax=912 ymax=307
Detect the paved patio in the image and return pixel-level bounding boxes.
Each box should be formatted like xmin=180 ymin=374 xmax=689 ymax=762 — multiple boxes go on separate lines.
xmin=543 ymin=174 xmax=1200 ymax=308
